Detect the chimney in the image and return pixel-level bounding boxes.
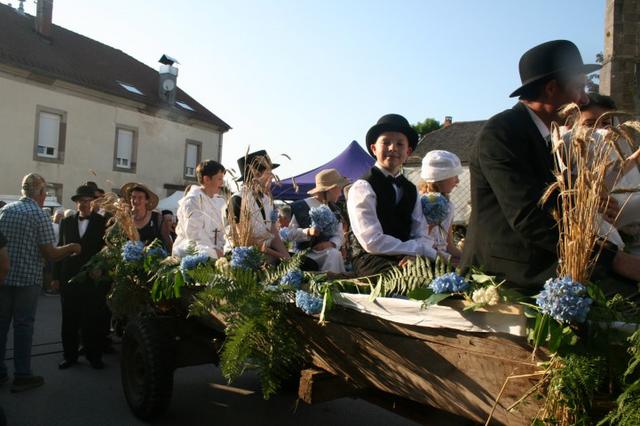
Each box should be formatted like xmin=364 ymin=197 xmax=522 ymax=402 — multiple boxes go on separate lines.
xmin=35 ymin=0 xmax=53 ymax=39
xmin=158 ymin=54 xmax=179 ymax=106
xmin=443 ymin=116 xmax=453 ymax=127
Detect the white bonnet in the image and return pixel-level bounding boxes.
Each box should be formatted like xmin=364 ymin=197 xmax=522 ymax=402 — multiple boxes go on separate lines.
xmin=420 ymin=150 xmax=463 ymax=182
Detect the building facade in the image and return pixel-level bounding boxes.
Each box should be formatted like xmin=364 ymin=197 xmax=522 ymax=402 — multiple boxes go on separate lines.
xmin=0 ymin=2 xmax=230 ymax=208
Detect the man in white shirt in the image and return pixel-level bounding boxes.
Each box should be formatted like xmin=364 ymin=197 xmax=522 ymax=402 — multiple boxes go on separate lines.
xmin=347 ymin=114 xmax=437 ymax=276
xmin=173 ymin=160 xmax=227 ymax=259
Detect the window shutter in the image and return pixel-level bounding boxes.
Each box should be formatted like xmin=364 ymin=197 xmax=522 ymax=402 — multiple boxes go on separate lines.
xmin=185 ymin=143 xmax=198 ymax=176
xmin=116 ymin=129 xmax=134 ymax=168
xmin=38 ymin=112 xmax=60 ymax=157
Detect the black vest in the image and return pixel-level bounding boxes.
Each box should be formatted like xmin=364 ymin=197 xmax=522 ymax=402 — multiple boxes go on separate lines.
xmin=290 ymin=198 xmax=337 ymax=251
xmin=350 ymin=167 xmax=417 ymax=257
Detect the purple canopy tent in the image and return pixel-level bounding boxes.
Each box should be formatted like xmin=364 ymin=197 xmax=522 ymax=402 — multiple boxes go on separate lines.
xmin=272 ymin=140 xmax=374 ymax=201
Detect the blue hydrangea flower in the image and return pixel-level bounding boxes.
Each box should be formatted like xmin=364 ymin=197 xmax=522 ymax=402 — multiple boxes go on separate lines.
xmin=309 ymin=205 xmax=338 ymax=236
xmin=122 ymin=240 xmax=145 ymax=262
xmin=270 ymin=209 xmax=279 ymax=223
xmin=279 ymin=227 xmax=291 ymax=242
xmin=279 ymin=269 xmax=303 ymax=289
xmin=295 ymin=290 xmax=323 ymax=315
xmin=430 ymin=272 xmax=469 ymax=294
xmin=180 ymin=252 xmax=210 ymax=272
xmin=230 ymin=246 xmax=263 ymax=270
xmin=536 ymin=277 xmax=592 ymax=324
xmin=420 ymin=193 xmax=450 ymax=225
xmin=146 ymin=246 xmax=168 ymax=259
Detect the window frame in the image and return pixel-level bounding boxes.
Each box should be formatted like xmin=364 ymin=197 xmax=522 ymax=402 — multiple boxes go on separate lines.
xmin=112 ymin=124 xmax=139 ymax=174
xmin=183 ymin=139 xmax=202 ymax=181
xmin=33 ymin=105 xmax=67 ymax=164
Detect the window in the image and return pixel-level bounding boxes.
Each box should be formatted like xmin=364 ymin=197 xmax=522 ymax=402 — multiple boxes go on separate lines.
xmin=113 ymin=125 xmax=138 ymax=173
xmin=33 ymin=106 xmax=66 ymax=163
xmin=176 ymin=101 xmax=195 ymax=111
xmin=46 ymin=182 xmax=63 ymax=205
xmin=184 ymin=140 xmax=202 ymax=179
xmin=117 ymin=81 xmax=144 ymax=95
xmin=116 ymin=129 xmax=134 ymax=168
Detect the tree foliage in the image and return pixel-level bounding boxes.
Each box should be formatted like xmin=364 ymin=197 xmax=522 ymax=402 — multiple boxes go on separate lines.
xmin=412 ymin=118 xmax=441 ymax=138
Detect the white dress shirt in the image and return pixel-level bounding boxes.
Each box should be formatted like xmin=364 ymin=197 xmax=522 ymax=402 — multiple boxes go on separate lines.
xmin=347 ymin=165 xmax=436 ymax=259
xmin=78 ymin=216 xmax=89 ymax=238
xmin=172 ymin=186 xmax=226 ymax=259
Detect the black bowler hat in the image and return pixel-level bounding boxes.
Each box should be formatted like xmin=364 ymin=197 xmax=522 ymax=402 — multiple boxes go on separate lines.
xmin=71 ymin=185 xmax=97 ymax=202
xmin=509 ymin=40 xmax=601 ymax=98
xmin=365 ymin=114 xmax=419 ymax=156
xmin=236 ymin=150 xmax=279 ymax=182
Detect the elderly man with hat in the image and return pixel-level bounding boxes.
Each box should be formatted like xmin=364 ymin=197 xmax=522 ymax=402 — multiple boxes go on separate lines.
xmin=228 ymin=150 xmax=290 ymax=261
xmin=283 ymin=169 xmax=349 ymax=273
xmin=52 ymin=184 xmax=108 ymax=370
xmin=462 ymin=40 xmax=640 ymax=292
xmin=347 ymin=114 xmax=438 ymax=276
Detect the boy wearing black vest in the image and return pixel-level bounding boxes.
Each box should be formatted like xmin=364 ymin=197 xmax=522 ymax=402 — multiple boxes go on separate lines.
xmin=347 ymin=114 xmax=438 ymax=276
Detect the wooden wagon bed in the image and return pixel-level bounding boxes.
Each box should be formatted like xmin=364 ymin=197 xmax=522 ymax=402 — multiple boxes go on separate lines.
xmin=292 ymin=301 xmax=545 ymax=426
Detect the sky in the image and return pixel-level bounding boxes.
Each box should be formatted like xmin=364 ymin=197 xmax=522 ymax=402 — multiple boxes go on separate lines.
xmin=8 ymin=0 xmax=605 ymax=179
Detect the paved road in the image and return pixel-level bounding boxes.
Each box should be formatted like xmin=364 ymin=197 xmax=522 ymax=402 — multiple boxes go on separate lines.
xmin=0 ymin=294 xmax=471 ymax=426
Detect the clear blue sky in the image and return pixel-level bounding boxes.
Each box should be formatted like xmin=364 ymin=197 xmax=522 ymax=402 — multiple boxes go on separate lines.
xmin=11 ymin=0 xmax=605 ymax=178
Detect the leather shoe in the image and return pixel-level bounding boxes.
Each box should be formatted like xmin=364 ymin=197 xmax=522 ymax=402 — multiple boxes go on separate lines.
xmin=58 ymin=359 xmax=77 ymax=370
xmin=89 ymin=359 xmax=104 ymax=370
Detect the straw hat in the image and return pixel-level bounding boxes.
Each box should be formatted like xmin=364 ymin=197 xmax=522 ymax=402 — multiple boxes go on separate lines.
xmin=120 ymin=182 xmax=159 ymax=211
xmin=307 ymin=169 xmax=349 ymax=195
xmin=420 ymin=150 xmax=463 ymax=182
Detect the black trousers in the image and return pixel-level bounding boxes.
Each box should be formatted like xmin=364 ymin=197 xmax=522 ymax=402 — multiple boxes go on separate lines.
xmin=60 ymin=281 xmax=108 ymax=362
xmin=352 ymin=253 xmax=402 ymax=277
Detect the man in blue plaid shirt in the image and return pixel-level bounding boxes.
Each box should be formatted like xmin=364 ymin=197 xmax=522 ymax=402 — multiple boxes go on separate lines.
xmin=0 ymin=174 xmax=81 ymax=393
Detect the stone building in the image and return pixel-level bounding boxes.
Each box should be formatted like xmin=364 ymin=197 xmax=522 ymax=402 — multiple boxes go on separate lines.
xmin=600 ymin=0 xmax=640 ymax=116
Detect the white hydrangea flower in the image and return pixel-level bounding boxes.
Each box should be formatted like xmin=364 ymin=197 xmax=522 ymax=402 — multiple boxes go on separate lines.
xmin=472 ymin=285 xmax=500 ymax=306
xmin=215 ymin=256 xmax=230 ymax=271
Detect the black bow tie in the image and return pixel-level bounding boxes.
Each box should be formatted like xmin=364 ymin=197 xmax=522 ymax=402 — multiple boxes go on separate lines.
xmin=387 ymin=175 xmax=403 ymax=185
xmin=78 ymin=216 xmax=89 ymax=221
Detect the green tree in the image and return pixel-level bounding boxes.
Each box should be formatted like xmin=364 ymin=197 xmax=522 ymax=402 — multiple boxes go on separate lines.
xmin=412 ymin=118 xmax=441 ymax=138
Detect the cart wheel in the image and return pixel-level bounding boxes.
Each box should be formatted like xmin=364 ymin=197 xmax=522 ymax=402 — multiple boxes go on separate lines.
xmin=121 ymin=318 xmax=175 ymax=421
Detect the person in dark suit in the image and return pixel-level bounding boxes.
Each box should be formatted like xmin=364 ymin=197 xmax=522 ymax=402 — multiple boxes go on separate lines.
xmin=52 ymin=185 xmax=107 ymax=369
xmin=462 ymin=40 xmax=640 ymax=293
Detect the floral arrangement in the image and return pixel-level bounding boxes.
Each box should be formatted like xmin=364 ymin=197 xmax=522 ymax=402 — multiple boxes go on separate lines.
xmin=230 ymin=246 xmax=264 ymax=270
xmin=429 ymin=272 xmax=469 ymax=294
xmin=122 ymin=240 xmax=145 ymax=262
xmin=279 ymin=269 xmax=303 ymax=289
xmin=295 ymin=290 xmax=323 ymax=315
xmin=535 ymin=277 xmax=592 ymax=324
xmin=420 ymin=192 xmax=449 ymax=225
xmin=309 ymin=205 xmax=338 ymax=236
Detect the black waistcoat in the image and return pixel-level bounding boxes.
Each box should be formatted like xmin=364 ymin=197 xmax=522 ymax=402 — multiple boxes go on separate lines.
xmin=365 ymin=167 xmax=416 ymax=241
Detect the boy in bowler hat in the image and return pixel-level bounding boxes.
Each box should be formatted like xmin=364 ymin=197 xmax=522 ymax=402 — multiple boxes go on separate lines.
xmin=347 ymin=114 xmax=439 ymax=276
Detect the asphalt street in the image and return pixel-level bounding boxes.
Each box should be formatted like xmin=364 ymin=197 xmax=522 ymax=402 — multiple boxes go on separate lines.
xmin=0 ymin=293 xmax=459 ymax=426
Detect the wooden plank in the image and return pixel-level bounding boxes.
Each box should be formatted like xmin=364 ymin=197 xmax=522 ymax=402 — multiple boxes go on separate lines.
xmin=297 ymin=368 xmax=361 ymax=404
xmin=291 ymin=306 xmax=544 ymax=426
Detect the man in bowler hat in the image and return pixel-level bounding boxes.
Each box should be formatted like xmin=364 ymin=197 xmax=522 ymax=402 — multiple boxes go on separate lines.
xmin=52 ymin=185 xmax=107 ymax=369
xmin=347 ymin=114 xmax=439 ymax=276
xmin=462 ymin=40 xmax=640 ymax=292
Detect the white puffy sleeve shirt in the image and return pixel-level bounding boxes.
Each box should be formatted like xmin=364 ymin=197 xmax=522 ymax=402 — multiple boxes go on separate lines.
xmin=347 ymin=179 xmax=436 ymax=259
xmin=172 ymin=187 xmax=226 ymax=259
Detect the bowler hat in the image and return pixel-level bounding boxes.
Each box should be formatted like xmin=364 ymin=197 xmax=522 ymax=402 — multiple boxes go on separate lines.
xmin=510 ymin=40 xmax=601 ymax=98
xmin=236 ymin=150 xmax=279 ymax=182
xmin=365 ymin=114 xmax=419 ymax=156
xmin=71 ymin=185 xmax=97 ymax=202
xmin=307 ymin=169 xmax=349 ymax=195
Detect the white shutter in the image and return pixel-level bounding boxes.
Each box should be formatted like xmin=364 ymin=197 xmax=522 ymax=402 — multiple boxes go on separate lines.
xmin=185 ymin=143 xmax=198 ymax=177
xmin=37 ymin=112 xmax=60 ymax=157
xmin=116 ymin=129 xmax=133 ymax=168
